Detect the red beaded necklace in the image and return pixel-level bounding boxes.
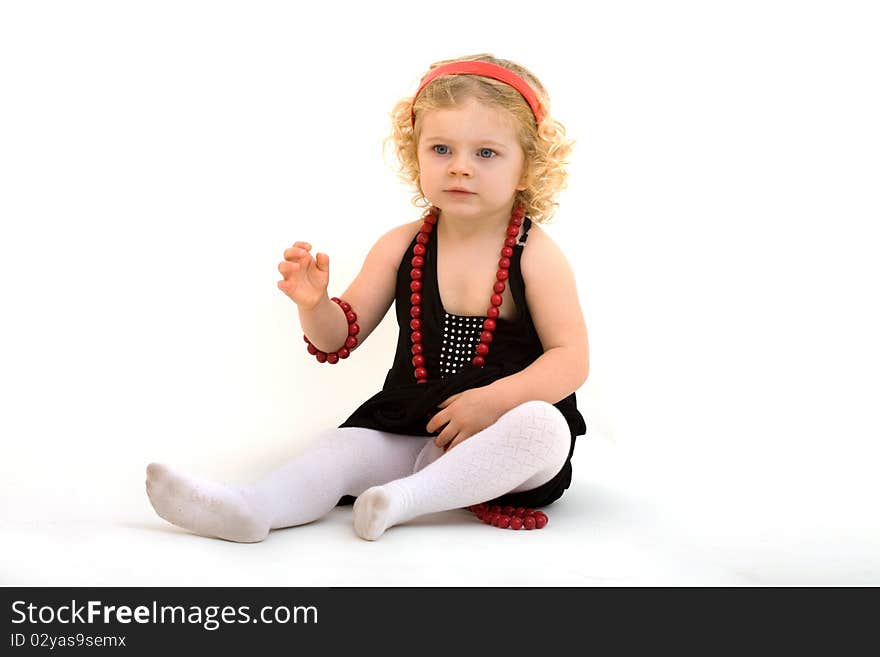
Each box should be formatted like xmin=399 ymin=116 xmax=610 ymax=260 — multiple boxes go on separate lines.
xmin=408 ymin=203 xmax=525 ymax=383
xmin=410 ymin=203 xmax=549 ymax=531
xmin=468 ymin=503 xmax=548 ymax=530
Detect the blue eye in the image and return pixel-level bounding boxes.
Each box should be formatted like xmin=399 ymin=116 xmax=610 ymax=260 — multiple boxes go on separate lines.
xmin=431 ymin=145 xmax=497 ymax=158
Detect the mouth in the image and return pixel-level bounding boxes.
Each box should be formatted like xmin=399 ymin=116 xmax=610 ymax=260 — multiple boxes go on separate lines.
xmin=444 ymin=189 xmax=475 ymax=195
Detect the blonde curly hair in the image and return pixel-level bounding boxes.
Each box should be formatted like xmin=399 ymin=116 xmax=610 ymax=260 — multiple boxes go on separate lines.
xmin=384 ymin=53 xmax=574 ymax=224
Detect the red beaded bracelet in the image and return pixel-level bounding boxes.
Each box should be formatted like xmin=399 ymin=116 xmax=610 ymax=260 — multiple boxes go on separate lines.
xmin=303 ymin=297 xmax=360 ymax=364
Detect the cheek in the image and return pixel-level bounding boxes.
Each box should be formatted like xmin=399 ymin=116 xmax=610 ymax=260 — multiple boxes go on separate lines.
xmin=418 ymin=160 xmax=439 ymax=183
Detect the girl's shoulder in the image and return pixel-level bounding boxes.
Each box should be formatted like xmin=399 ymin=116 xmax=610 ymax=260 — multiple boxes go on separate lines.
xmin=368 ymin=219 xmax=424 ymax=272
xmin=385 ymin=218 xmax=423 ymax=250
xmin=519 ymin=222 xmax=577 ymax=285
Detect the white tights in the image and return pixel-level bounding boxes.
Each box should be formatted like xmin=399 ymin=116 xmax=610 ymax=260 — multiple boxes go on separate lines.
xmin=145 ymin=400 xmax=571 ymax=541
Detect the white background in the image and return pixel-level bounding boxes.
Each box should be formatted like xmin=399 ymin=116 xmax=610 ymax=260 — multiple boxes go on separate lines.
xmin=1 ymin=0 xmax=878 ymax=585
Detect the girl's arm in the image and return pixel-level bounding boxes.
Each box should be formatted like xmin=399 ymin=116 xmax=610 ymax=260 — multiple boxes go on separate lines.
xmin=486 ymin=226 xmax=590 ymax=407
xmin=296 ymin=221 xmax=421 ymax=353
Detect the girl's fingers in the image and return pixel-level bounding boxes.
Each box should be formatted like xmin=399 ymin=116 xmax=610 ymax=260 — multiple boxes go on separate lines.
xmin=437 ymin=393 xmax=461 ymax=408
xmin=446 ymin=433 xmax=469 ymax=451
xmin=433 ymin=422 xmax=456 ymax=448
xmin=284 ymin=247 xmax=307 ymax=261
xmin=283 ymin=243 xmax=313 ymax=261
xmin=314 ymin=252 xmax=329 ymax=272
xmin=426 ymin=409 xmax=446 ymax=434
xmin=277 ymin=261 xmax=300 ymax=277
xmin=277 ymin=242 xmax=324 ymax=300
xmin=438 ymin=431 xmax=457 ymax=450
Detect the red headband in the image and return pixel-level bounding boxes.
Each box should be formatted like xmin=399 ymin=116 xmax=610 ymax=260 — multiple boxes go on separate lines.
xmin=410 ymin=61 xmax=544 ymax=128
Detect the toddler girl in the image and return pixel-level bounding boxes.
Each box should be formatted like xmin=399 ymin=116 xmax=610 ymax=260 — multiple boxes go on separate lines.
xmin=146 ymin=53 xmax=589 ymax=541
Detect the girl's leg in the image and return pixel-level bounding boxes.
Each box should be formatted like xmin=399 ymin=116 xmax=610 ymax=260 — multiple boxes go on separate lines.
xmin=145 ymin=427 xmax=431 ymax=543
xmin=353 ymin=400 xmax=571 ymax=540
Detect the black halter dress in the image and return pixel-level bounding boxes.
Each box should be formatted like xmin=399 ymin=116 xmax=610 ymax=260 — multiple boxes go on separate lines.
xmin=336 ymin=217 xmax=587 ymax=508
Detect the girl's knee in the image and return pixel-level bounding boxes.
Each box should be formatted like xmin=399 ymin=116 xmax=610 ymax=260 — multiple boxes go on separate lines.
xmin=504 ymin=401 xmax=570 ymax=447
xmin=506 ymin=400 xmax=568 ymax=430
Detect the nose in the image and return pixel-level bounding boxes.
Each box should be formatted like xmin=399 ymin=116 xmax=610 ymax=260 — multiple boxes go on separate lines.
xmin=447 ymin=152 xmax=472 ymax=177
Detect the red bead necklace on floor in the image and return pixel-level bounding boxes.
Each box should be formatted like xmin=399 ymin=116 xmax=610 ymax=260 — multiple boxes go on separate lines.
xmin=467 ymin=503 xmax=548 ymax=530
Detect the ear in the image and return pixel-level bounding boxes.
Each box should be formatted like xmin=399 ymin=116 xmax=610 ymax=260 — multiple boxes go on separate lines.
xmin=516 ymin=166 xmax=530 ymax=191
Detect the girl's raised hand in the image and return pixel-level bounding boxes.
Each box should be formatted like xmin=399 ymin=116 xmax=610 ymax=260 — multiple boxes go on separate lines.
xmin=277 ymin=241 xmax=330 ymax=310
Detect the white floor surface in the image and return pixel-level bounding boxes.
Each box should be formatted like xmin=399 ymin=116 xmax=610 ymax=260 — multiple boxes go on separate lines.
xmin=3 ymin=438 xmax=877 ymax=587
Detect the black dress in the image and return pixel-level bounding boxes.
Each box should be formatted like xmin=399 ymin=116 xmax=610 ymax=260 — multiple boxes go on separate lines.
xmin=337 ymin=217 xmax=587 ymax=508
